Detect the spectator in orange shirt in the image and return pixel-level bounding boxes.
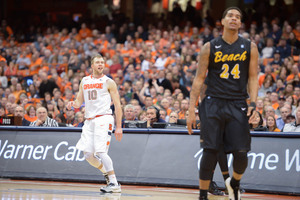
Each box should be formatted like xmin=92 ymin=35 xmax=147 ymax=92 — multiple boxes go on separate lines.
xmin=24 ymin=105 xmax=38 ymax=122
xmin=270 ymin=92 xmax=279 ymax=111
xmin=258 ymin=65 xmax=276 ymax=87
xmin=1 ymin=20 xmax=13 ymax=40
xmin=59 ymin=28 xmax=70 ymax=42
xmin=29 ymin=52 xmax=42 ymax=75
xmin=294 ymin=86 xmax=300 ymax=100
xmin=293 ymin=23 xmax=300 ymax=41
xmin=178 ymin=99 xmax=189 ymax=119
xmin=159 ymin=31 xmax=169 ymax=50
xmin=4 ymin=62 xmax=18 ymax=78
xmin=133 ymin=31 xmax=143 ymax=44
xmin=164 ymin=49 xmax=179 ymax=67
xmin=286 ymin=64 xmax=300 ymax=85
xmin=13 ymin=83 xmax=26 ymax=102
xmin=0 ymin=104 xmax=6 ymax=117
xmin=274 ymin=78 xmax=285 ymax=94
xmin=79 ymin=23 xmax=92 ymax=40
xmin=5 ymin=101 xmax=16 ymax=116
xmin=160 ymin=98 xmax=172 ymax=116
xmin=64 ymin=89 xmax=74 ymax=102
xmin=258 ymin=75 xmax=275 ymax=97
xmin=145 ymin=34 xmax=154 ymax=47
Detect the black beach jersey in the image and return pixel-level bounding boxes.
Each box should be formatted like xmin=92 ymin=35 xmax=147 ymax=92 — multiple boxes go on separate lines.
xmin=205 ymin=36 xmax=251 ymax=100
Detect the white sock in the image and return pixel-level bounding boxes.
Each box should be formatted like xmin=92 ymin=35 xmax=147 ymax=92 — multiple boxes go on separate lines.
xmin=108 ymin=174 xmax=118 ymax=185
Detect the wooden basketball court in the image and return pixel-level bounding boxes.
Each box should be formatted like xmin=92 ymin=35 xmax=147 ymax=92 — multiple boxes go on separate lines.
xmin=0 ymin=179 xmax=299 ymax=200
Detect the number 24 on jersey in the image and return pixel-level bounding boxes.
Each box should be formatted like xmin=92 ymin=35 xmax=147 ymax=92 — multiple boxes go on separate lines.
xmin=220 ymin=64 xmax=240 ymax=79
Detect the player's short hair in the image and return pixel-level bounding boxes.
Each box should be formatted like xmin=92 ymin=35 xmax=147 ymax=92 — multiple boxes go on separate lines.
xmin=91 ymin=54 xmax=103 ymax=65
xmin=222 ymin=7 xmax=243 ymax=20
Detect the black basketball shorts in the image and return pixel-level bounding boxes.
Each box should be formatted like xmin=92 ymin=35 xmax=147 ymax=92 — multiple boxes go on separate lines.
xmin=199 ymin=96 xmax=251 ymax=153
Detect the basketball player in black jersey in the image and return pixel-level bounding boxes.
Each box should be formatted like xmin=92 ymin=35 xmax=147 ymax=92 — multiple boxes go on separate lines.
xmin=187 ymin=7 xmax=258 ymax=200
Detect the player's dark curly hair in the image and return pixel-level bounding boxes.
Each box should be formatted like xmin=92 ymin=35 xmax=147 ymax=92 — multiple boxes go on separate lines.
xmin=222 ymin=7 xmax=243 ymax=20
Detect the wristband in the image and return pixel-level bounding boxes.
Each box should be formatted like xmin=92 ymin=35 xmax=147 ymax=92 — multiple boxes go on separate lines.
xmin=249 ymin=102 xmax=256 ymax=109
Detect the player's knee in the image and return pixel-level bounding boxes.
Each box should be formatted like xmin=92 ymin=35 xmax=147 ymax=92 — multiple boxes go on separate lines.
xmin=199 ymin=149 xmax=218 ymax=180
xmin=96 ymin=152 xmax=114 ymax=172
xmin=84 ymin=152 xmax=94 ymax=161
xmin=232 ymin=151 xmax=248 ymax=174
xmin=96 ymin=152 xmax=107 ymax=160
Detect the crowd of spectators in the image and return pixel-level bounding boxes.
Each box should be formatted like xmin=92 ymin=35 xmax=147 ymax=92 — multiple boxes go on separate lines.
xmin=0 ymin=14 xmax=300 ymax=131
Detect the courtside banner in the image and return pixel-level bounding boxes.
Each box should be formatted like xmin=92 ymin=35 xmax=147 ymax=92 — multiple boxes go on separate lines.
xmin=0 ymin=127 xmax=299 ymax=195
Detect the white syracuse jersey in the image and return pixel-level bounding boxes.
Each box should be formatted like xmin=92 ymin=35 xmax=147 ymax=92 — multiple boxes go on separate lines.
xmin=81 ymin=75 xmax=112 ymax=119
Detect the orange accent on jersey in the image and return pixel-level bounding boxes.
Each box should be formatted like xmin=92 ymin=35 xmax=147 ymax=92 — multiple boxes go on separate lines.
xmin=109 ymin=124 xmax=113 ymax=131
xmin=83 ymin=83 xmax=103 ymax=90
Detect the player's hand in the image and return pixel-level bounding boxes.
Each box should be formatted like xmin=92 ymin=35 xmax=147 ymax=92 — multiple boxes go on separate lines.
xmin=187 ymin=108 xmax=196 ymax=135
xmin=114 ymin=127 xmax=123 ymax=141
xmin=67 ymin=101 xmax=75 ymax=110
xmin=247 ymin=106 xmax=255 ymax=123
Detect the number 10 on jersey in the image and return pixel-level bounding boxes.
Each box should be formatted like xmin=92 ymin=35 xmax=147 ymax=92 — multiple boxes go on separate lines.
xmin=88 ymin=90 xmax=97 ymax=100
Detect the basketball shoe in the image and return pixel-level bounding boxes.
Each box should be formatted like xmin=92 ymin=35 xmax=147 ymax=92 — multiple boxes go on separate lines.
xmin=100 ymin=183 xmax=121 ymax=193
xmin=209 ymin=181 xmax=225 ymax=195
xmin=225 ymin=177 xmax=241 ymax=200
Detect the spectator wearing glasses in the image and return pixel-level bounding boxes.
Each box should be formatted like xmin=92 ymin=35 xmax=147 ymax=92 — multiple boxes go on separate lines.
xmin=122 ymin=104 xmax=137 ymax=127
xmin=168 ymin=111 xmax=179 ymax=124
xmin=275 ymin=95 xmax=286 ymax=116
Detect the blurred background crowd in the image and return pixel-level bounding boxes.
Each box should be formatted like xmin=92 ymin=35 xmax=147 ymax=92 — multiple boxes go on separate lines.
xmin=0 ymin=0 xmax=299 ymax=131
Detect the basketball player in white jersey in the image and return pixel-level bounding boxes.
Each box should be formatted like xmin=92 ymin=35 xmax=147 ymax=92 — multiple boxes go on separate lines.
xmin=67 ymin=54 xmax=123 ymax=193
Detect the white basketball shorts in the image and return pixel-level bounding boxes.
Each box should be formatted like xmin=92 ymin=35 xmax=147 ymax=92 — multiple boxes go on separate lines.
xmin=76 ymin=115 xmax=114 ymax=153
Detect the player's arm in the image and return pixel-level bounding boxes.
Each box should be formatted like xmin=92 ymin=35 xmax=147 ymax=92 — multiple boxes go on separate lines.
xmin=67 ymin=81 xmax=84 ymax=109
xmin=248 ymin=42 xmax=259 ymax=120
xmin=107 ymin=79 xmax=123 ymax=141
xmin=187 ymin=42 xmax=210 ymax=135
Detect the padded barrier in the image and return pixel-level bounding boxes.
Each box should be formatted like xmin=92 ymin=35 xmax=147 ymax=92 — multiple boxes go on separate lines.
xmin=0 ymin=126 xmax=299 ymax=195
